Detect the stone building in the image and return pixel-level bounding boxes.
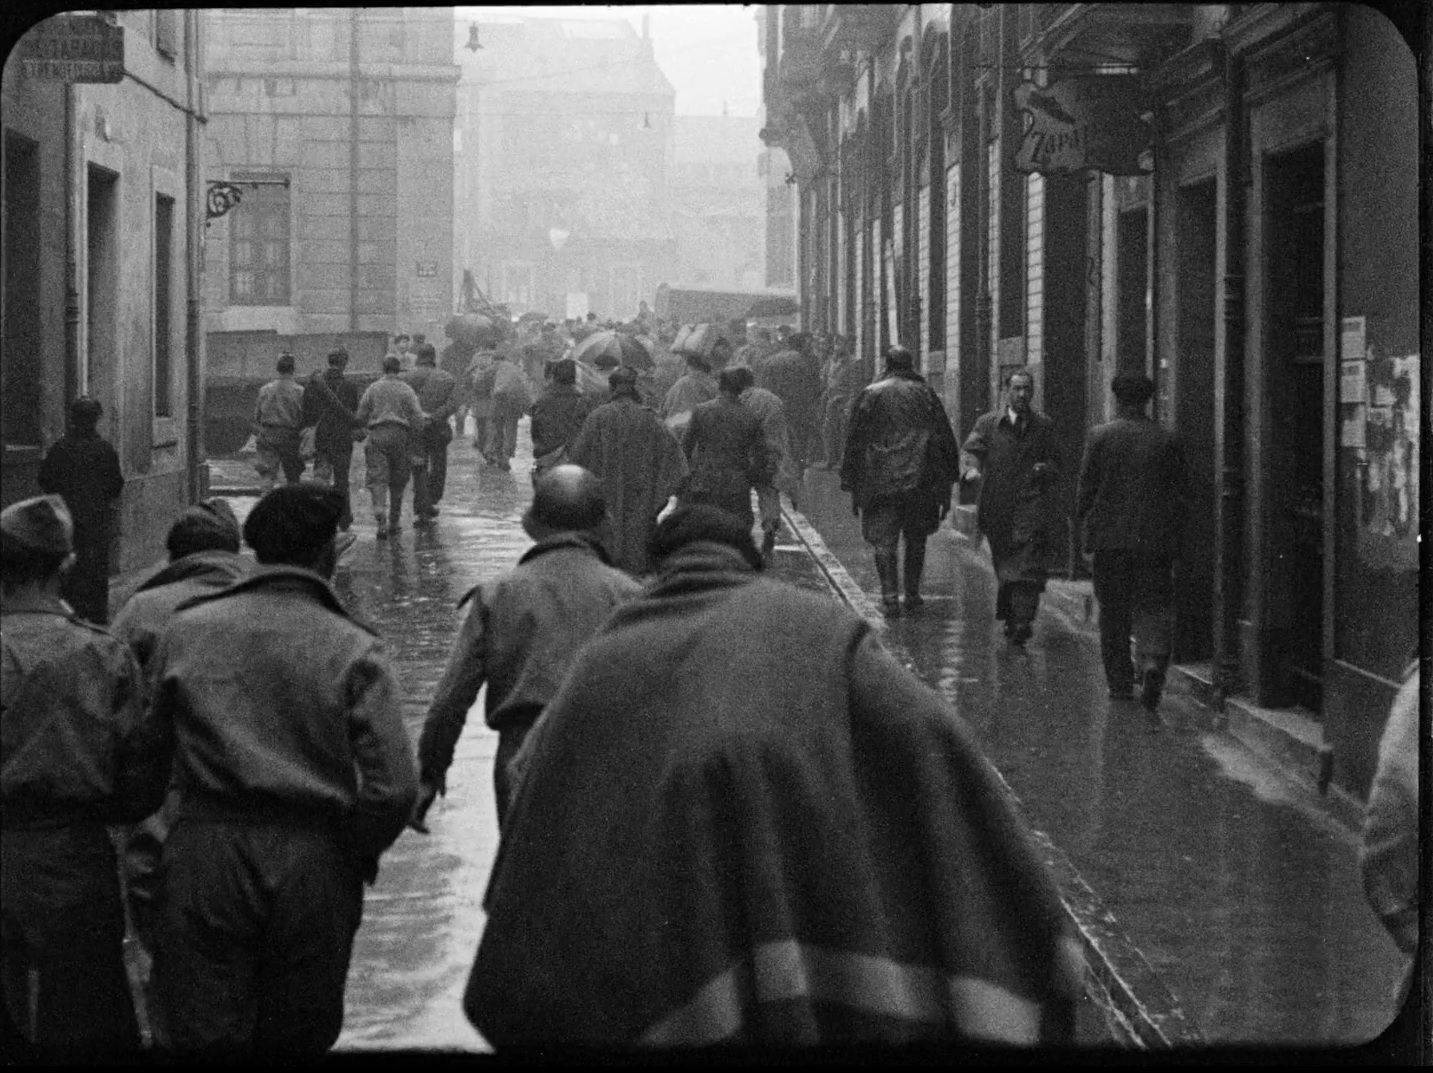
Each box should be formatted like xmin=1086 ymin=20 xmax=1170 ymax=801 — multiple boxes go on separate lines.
xmin=453 ymin=13 xmax=675 ymax=321
xmin=761 ymin=3 xmax=1420 ymax=800
xmin=201 ymin=8 xmax=457 ymax=343
xmin=3 ymin=11 xmax=208 ymax=578
xmin=671 ymin=114 xmax=763 ymax=291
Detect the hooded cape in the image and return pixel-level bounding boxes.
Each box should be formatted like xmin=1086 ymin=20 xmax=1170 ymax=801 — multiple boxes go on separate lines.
xmin=466 ymin=545 xmax=1083 ymax=1047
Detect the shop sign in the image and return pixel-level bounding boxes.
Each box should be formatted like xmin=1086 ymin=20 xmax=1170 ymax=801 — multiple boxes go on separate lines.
xmin=1012 ymin=77 xmax=1151 ymax=176
xmin=19 ymin=14 xmax=125 ymax=83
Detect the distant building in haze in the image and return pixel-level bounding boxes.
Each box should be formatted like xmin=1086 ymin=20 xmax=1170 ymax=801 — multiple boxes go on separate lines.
xmin=670 ymin=114 xmax=763 ymax=292
xmin=453 ymin=13 xmax=675 ymax=321
xmin=201 ymin=8 xmax=458 ymax=343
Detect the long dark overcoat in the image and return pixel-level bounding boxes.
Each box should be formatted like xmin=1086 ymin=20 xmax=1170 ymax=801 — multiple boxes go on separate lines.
xmin=960 ymin=409 xmax=1064 ymax=583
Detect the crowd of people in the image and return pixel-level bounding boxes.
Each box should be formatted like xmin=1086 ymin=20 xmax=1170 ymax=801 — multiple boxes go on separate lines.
xmin=3 ymin=316 xmax=1420 ymax=1058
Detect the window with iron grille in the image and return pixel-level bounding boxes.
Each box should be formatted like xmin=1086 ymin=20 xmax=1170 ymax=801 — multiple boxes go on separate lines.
xmin=228 ymin=174 xmax=291 ymax=305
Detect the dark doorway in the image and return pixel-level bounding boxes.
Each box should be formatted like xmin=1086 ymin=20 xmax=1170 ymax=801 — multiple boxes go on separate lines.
xmin=1115 ymin=208 xmax=1148 ymax=373
xmin=1043 ymin=173 xmax=1089 ymax=578
xmin=86 ymin=166 xmax=120 ymax=429
xmin=1264 ymin=141 xmax=1326 ymax=713
xmin=3 ymin=132 xmax=42 ymax=447
xmin=1173 ymin=177 xmax=1217 ymax=662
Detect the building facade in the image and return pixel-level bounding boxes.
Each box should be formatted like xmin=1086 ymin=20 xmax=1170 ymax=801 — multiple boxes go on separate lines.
xmin=201 ymin=8 xmax=457 ymax=344
xmin=761 ymin=3 xmax=1421 ymax=799
xmin=3 ymin=11 xmax=208 ymax=576
xmin=453 ymin=13 xmax=676 ymax=322
xmin=671 ymin=114 xmax=764 ymax=291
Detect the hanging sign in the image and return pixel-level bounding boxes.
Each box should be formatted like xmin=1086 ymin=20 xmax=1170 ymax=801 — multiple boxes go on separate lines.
xmin=1012 ymin=77 xmax=1151 ymax=176
xmin=18 ymin=14 xmax=125 ymax=83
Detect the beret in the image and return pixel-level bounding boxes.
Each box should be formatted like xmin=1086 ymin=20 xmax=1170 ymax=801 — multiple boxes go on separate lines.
xmin=649 ymin=504 xmax=762 ymax=571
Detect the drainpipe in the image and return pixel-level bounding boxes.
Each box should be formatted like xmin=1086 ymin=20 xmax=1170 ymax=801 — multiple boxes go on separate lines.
xmin=64 ymin=82 xmax=80 ymax=409
xmin=1214 ymin=42 xmax=1246 ymax=704
xmin=348 ymin=7 xmax=360 ymax=332
xmin=184 ymin=10 xmax=206 ymax=500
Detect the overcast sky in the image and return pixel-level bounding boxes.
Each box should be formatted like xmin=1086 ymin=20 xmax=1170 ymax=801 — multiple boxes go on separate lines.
xmin=457 ymin=4 xmax=763 ymax=117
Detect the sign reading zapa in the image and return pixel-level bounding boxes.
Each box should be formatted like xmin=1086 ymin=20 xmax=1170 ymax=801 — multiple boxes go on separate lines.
xmin=1012 ymin=77 xmax=1151 ymax=176
xmin=19 ymin=14 xmax=125 ymax=84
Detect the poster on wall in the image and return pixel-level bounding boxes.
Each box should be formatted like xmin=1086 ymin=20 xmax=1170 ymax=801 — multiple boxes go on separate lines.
xmin=1339 ymin=315 xmax=1366 ymax=360
xmin=1357 ymin=351 xmax=1419 ymax=563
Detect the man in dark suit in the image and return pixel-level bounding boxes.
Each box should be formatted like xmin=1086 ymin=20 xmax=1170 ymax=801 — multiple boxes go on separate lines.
xmin=1075 ymin=372 xmax=1190 ymax=714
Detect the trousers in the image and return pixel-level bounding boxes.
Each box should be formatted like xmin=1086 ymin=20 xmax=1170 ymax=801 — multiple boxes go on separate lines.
xmin=153 ymin=819 xmax=363 ymax=1056
xmin=1092 ymin=549 xmax=1175 ymax=692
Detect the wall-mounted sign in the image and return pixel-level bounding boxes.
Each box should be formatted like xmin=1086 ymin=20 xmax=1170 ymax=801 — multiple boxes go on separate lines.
xmin=1012 ymin=77 xmax=1151 ymax=176
xmin=415 ymin=261 xmax=438 ymax=278
xmin=19 ymin=14 xmax=125 ymax=83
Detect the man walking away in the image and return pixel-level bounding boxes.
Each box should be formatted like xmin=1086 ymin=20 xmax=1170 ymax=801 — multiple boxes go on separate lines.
xmin=109 ymin=498 xmax=250 ymax=1042
xmin=488 ymin=352 xmax=533 ymax=472
xmin=467 ymin=505 xmax=1084 ymax=1047
xmin=111 ymin=500 xmax=248 ymax=673
xmin=147 ymin=484 xmax=417 ymax=1057
xmin=731 ymin=365 xmax=798 ymax=560
xmin=412 ymin=466 xmax=640 ymax=830
xmin=529 ymin=359 xmax=595 ymax=485
xmin=960 ymin=367 xmax=1063 ymax=645
xmin=659 ymin=351 xmax=717 ymax=437
xmin=1075 ymin=372 xmax=1190 ymax=714
xmin=356 ymin=355 xmax=428 ymax=538
xmin=468 ymin=347 xmax=497 ymax=455
xmin=37 ymin=396 xmax=124 ymax=624
xmin=841 ymin=346 xmax=960 ymax=616
xmin=251 ymin=352 xmax=306 ymax=491
xmin=680 ymin=368 xmax=771 ymax=534
xmin=402 ymin=342 xmax=463 ymax=524
xmin=1 ymin=496 xmax=167 ymax=1062
xmin=757 ymin=331 xmax=823 ymax=477
xmin=302 ymin=348 xmax=362 ymax=531
xmin=569 ymin=367 xmax=688 ymax=577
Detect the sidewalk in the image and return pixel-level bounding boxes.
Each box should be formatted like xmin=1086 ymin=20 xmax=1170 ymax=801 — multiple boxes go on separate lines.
xmin=949 ymin=504 xmax=1367 ymax=834
xmin=793 ymin=468 xmax=1406 ymax=1047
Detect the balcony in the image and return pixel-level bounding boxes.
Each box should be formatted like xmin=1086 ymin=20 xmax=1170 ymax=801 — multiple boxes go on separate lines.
xmin=819 ymin=4 xmax=900 ymax=58
xmin=1038 ymin=3 xmax=1195 ymax=69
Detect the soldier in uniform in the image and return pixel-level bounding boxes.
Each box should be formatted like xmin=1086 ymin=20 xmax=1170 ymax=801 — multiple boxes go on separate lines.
xmin=251 ymin=353 xmax=307 ymax=491
xmin=1 ymin=495 xmax=168 ymax=1060
xmin=146 ymin=484 xmax=417 ymax=1056
xmin=401 ymin=342 xmax=464 ymax=523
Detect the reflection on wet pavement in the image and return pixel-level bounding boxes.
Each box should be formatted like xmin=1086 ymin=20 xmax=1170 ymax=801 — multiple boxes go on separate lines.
xmin=794 ymin=467 xmax=1404 ymax=1045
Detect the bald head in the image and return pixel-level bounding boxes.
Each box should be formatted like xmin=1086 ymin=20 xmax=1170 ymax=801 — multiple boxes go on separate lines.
xmin=524 ymin=464 xmax=607 ymax=539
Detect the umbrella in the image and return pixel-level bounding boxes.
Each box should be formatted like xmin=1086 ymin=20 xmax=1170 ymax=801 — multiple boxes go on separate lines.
xmin=445 ymin=312 xmax=496 ymax=349
xmin=571 ymin=330 xmax=653 ymax=370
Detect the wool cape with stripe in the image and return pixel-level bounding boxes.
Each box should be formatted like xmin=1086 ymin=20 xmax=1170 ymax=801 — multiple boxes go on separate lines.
xmin=466 ymin=541 xmax=1084 ymax=1047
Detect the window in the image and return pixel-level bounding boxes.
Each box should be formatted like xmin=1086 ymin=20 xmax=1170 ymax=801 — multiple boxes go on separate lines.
xmin=156 ymin=9 xmax=178 ymax=57
xmin=153 ymin=194 xmax=174 ymax=416
xmin=228 ymin=174 xmax=290 ymax=305
xmin=2 ymin=131 xmax=41 ymax=445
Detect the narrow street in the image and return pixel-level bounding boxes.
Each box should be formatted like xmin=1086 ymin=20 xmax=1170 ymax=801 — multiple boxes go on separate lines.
xmin=210 ymin=421 xmax=1406 ymax=1053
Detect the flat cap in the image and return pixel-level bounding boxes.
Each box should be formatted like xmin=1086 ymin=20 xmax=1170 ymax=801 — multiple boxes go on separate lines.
xmin=0 ymin=494 xmax=74 ymax=558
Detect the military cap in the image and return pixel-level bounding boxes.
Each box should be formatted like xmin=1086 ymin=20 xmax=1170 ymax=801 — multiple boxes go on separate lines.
xmin=0 ymin=494 xmax=75 ymax=558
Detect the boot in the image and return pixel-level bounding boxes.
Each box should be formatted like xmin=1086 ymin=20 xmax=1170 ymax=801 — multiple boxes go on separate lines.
xmin=874 ymin=548 xmax=902 ymax=617
xmin=760 ymin=522 xmax=778 ymax=559
xmin=903 ymin=539 xmax=926 ymax=611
